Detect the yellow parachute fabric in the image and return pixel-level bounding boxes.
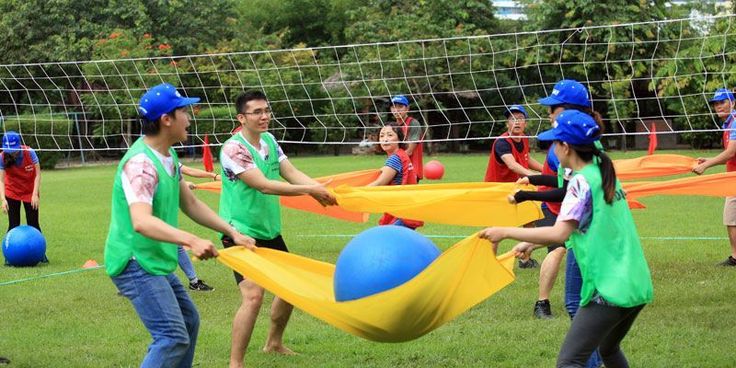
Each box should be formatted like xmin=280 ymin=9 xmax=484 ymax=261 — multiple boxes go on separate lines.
xmin=217 ymin=233 xmax=516 ymax=342
xmin=333 ymin=182 xmax=542 ymax=227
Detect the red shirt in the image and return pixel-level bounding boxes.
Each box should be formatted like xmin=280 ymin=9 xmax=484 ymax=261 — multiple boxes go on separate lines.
xmin=723 ymin=116 xmax=736 ymax=172
xmin=2 ymin=146 xmax=37 ymax=202
xmin=378 ymin=149 xmax=424 ymax=229
xmin=540 ymin=158 xmax=562 ymax=215
xmin=400 ymin=117 xmax=424 ymax=179
xmin=484 ymin=132 xmax=529 ymax=182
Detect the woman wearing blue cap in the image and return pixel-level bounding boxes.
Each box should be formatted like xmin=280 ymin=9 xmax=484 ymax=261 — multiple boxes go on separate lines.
xmin=0 ymin=131 xmax=42 ymax=234
xmin=105 ymin=83 xmax=256 ymax=367
xmin=480 ymin=110 xmax=653 ymax=368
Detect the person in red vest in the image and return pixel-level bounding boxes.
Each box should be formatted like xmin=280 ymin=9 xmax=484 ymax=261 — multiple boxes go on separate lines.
xmin=484 ymin=105 xmax=543 ymax=182
xmin=693 ymin=87 xmax=736 ymax=267
xmin=367 ymin=123 xmax=423 ymax=229
xmin=485 ymin=105 xmax=543 ymax=268
xmin=390 ymin=95 xmax=426 ymax=181
xmin=0 ymin=131 xmax=41 ymax=233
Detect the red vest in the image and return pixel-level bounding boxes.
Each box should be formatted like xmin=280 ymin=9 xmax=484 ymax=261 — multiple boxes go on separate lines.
xmin=723 ymin=116 xmax=736 ymax=172
xmin=3 ymin=146 xmax=37 ymax=202
xmin=400 ymin=117 xmax=424 ymax=179
xmin=379 ymin=149 xmax=424 ymax=229
xmin=540 ymin=158 xmax=562 ymax=215
xmin=484 ymin=132 xmax=529 ymax=182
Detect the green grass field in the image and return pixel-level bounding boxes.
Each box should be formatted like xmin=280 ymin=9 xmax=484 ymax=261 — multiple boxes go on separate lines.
xmin=1 ymin=150 xmax=734 ymax=367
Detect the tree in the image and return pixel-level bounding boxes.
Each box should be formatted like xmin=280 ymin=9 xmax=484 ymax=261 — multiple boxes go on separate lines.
xmin=0 ymin=0 xmax=237 ymax=64
xmin=517 ymin=0 xmax=678 ymax=148
xmin=236 ymin=0 xmax=361 ymax=47
xmin=340 ymin=0 xmax=502 ymax=148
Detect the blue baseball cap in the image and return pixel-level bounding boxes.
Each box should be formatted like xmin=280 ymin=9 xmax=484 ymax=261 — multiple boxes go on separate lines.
xmin=504 ymin=105 xmax=528 ymax=118
xmin=538 ymin=79 xmax=591 ymax=108
xmin=138 ymin=83 xmax=200 ymax=122
xmin=709 ymin=88 xmax=735 ymax=103
xmin=390 ymin=95 xmax=410 ymax=106
xmin=1 ymin=131 xmax=22 ymax=154
xmin=537 ymin=110 xmax=599 ymax=146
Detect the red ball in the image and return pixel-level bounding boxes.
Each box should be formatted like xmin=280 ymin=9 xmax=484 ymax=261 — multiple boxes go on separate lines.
xmin=423 ymin=160 xmax=444 ymax=180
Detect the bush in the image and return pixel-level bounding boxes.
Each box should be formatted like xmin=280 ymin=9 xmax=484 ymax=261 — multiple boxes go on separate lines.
xmin=2 ymin=113 xmax=74 ymax=169
xmin=191 ymin=106 xmax=240 ymax=158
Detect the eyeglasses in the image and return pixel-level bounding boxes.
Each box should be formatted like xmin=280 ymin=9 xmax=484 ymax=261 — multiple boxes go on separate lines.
xmin=240 ymin=108 xmax=272 ymax=117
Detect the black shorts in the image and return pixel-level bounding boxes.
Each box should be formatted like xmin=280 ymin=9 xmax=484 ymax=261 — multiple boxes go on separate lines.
xmin=222 ymin=234 xmax=289 ymax=285
xmin=535 ymin=206 xmax=565 ymax=253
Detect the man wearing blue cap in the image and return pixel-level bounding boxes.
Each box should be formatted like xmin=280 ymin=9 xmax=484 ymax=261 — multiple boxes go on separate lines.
xmin=105 ymin=83 xmax=256 ymax=367
xmin=485 ymin=104 xmax=543 ymax=269
xmin=485 ymin=104 xmax=543 ymax=183
xmin=390 ymin=95 xmax=426 ymax=180
xmin=693 ymin=87 xmax=736 ymax=266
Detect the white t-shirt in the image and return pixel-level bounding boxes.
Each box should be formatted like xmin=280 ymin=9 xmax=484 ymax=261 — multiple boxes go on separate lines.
xmin=557 ymin=174 xmax=593 ymax=233
xmin=221 ymin=133 xmax=287 ymax=179
xmin=121 ymin=146 xmax=181 ymax=205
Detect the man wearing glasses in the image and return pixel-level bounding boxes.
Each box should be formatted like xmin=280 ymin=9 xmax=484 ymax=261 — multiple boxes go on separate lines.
xmin=219 ymin=90 xmax=336 ymax=368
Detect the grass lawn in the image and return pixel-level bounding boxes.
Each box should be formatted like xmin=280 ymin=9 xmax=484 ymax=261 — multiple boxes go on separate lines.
xmin=0 ymin=149 xmax=734 ymax=367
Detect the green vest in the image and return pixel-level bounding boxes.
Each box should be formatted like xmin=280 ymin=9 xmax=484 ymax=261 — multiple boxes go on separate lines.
xmin=568 ymin=164 xmax=654 ymax=308
xmin=104 ymin=138 xmax=181 ymax=277
xmin=219 ymin=132 xmax=282 ymax=239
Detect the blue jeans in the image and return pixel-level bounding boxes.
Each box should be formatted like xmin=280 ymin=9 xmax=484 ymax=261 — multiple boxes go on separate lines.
xmin=112 ymin=260 xmax=200 ymax=368
xmin=177 ymin=246 xmax=197 ymax=282
xmin=564 ymin=248 xmax=603 ymax=368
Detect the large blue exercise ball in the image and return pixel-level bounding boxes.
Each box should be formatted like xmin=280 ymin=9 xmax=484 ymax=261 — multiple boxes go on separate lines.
xmin=2 ymin=225 xmax=46 ymax=267
xmin=334 ymin=225 xmax=440 ymax=302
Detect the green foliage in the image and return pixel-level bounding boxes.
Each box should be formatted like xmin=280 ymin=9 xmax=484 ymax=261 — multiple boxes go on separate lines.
xmin=237 ymin=0 xmax=360 ymax=47
xmin=2 ymin=113 xmax=74 ymax=169
xmin=0 ymin=0 xmax=733 ymax=152
xmin=79 ymin=29 xmax=177 ymax=146
xmin=191 ymin=106 xmax=238 ymax=158
xmin=0 ymin=0 xmax=237 ymax=64
xmin=339 ymin=0 xmax=504 ymax=143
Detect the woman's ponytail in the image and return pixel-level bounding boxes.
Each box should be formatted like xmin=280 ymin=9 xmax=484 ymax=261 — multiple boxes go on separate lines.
xmin=593 ymin=147 xmax=617 ymax=204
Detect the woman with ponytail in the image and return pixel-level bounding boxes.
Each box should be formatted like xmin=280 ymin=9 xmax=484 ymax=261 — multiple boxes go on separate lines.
xmin=480 ymin=110 xmax=653 ymax=368
xmin=366 ymin=123 xmax=423 ymax=229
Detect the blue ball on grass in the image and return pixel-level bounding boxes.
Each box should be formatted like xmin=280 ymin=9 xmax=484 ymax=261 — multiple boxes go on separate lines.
xmin=334 ymin=225 xmax=440 ymax=302
xmin=2 ymin=225 xmax=46 ymax=267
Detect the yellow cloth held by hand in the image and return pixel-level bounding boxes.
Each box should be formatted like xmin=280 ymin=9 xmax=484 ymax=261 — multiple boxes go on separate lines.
xmin=333 ymin=182 xmax=542 ymax=227
xmin=217 ymin=233 xmax=516 ymax=342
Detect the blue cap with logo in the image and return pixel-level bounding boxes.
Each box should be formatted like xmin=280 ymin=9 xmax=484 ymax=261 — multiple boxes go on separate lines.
xmin=709 ymin=88 xmax=735 ymax=103
xmin=138 ymin=83 xmax=200 ymax=122
xmin=2 ymin=131 xmax=22 ymax=154
xmin=538 ymin=79 xmax=591 ymax=108
xmin=390 ymin=95 xmax=410 ymax=106
xmin=504 ymin=104 xmax=528 ymax=118
xmin=537 ymin=110 xmax=599 ymax=146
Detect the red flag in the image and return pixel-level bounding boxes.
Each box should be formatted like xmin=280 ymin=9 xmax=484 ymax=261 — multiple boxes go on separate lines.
xmin=202 ymin=135 xmax=214 ymax=172
xmin=647 ymin=122 xmax=657 ymax=155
